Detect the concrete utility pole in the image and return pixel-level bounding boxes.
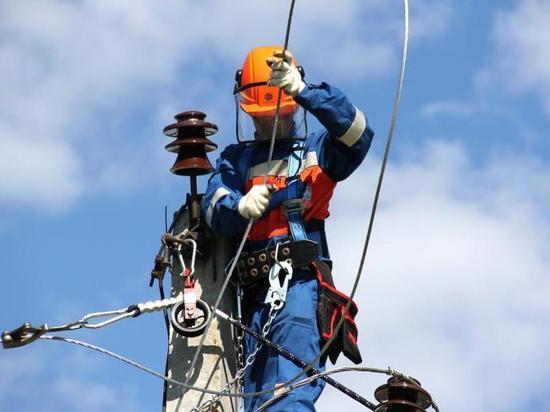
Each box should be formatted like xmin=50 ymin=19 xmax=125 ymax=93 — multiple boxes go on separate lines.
xmin=165 ymin=218 xmax=238 ymax=412
xmin=160 ymin=111 xmax=239 ymax=412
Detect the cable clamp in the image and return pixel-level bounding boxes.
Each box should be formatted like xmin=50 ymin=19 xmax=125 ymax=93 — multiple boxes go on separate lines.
xmin=2 ymin=323 xmax=48 ymax=349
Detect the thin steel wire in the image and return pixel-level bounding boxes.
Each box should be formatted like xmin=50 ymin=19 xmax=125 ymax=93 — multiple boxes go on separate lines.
xmin=181 ymin=0 xmax=410 ymax=402
xmin=253 ymin=0 xmax=411 ymax=402
xmin=32 ymin=0 xmax=413 ymax=406
xmin=41 ymin=335 xmax=438 ymax=412
xmin=180 ymin=219 xmax=253 ymax=391
xmin=256 ymin=366 xmax=438 ymax=412
xmin=39 ymin=335 xmax=255 ymax=398
xmin=180 ymin=0 xmax=297 ymax=396
xmin=262 ymin=0 xmax=297 ymax=185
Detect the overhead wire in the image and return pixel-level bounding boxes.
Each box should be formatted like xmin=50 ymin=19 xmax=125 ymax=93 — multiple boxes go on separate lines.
xmin=39 ymin=335 xmax=264 ymax=398
xmin=262 ymin=0 xmax=297 ymax=185
xmin=40 ymin=335 xmax=439 ymax=412
xmin=179 ymin=0 xmax=298 ymax=396
xmin=27 ymin=0 xmax=412 ymax=406
xmin=172 ymin=0 xmax=411 ymax=403
xmin=248 ymin=0 xmax=411 ymax=404
xmin=257 ymin=366 xmax=440 ymax=412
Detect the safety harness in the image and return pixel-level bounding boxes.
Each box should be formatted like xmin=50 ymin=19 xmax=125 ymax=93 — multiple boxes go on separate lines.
xmin=237 ymin=140 xmax=362 ymax=364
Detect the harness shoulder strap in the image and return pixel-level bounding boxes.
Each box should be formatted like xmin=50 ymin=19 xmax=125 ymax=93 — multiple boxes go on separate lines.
xmin=285 ymin=142 xmax=308 ymax=241
xmin=241 ymin=141 xmax=309 ymax=241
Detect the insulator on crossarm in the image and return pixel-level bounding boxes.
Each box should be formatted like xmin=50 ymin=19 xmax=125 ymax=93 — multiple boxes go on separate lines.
xmin=163 ymin=111 xmax=218 ymax=177
xmin=374 ymin=377 xmax=433 ymax=412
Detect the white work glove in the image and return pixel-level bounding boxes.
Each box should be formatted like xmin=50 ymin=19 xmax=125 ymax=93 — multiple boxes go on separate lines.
xmin=266 ymin=50 xmax=305 ymax=97
xmin=238 ymin=184 xmax=272 ymax=219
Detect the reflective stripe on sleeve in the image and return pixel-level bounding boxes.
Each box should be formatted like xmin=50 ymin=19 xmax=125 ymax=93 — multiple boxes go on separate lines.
xmin=206 ymin=187 xmax=231 ymax=227
xmin=337 ymin=107 xmax=366 ymax=147
xmin=246 ymin=159 xmax=288 ymax=180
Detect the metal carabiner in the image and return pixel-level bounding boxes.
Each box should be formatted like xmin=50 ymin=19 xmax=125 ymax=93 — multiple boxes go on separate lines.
xmin=175 ymin=238 xmax=197 ymax=278
xmin=184 ymin=238 xmax=197 ymax=277
xmin=264 ymin=260 xmax=293 ymax=310
xmin=176 ymin=244 xmax=188 ymax=276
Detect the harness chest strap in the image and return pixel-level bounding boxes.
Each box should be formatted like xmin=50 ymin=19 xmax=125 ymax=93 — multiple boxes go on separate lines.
xmin=237 ymin=142 xmax=310 ymax=242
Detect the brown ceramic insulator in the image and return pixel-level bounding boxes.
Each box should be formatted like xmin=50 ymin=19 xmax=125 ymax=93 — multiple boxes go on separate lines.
xmin=170 ymin=150 xmax=215 ymax=176
xmin=163 ymin=111 xmax=218 ymax=137
xmin=374 ymin=400 xmax=427 ymax=412
xmin=374 ymin=378 xmax=432 ymax=410
xmin=163 ymin=111 xmax=219 ymax=176
xmin=165 ymin=137 xmax=217 ymax=153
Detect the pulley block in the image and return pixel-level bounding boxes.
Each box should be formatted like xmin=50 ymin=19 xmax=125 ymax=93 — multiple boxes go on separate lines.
xmin=170 ymin=298 xmax=212 ymax=337
xmin=374 ymin=377 xmax=433 ymax=412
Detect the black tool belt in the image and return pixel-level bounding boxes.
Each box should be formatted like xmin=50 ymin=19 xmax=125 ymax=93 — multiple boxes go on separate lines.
xmin=237 ymin=240 xmax=319 ymax=286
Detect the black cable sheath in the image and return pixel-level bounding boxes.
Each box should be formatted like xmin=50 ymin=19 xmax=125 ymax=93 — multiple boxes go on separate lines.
xmin=219 ymin=310 xmax=375 ymax=410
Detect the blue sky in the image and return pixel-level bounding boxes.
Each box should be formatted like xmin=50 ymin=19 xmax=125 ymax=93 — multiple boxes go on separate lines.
xmin=1 ymin=0 xmax=550 ymax=411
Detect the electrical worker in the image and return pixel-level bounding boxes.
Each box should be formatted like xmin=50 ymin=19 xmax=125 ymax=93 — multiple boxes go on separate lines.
xmin=202 ymin=46 xmax=374 ymax=411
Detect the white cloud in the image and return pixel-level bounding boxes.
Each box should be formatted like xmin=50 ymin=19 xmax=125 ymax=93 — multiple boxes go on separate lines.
xmin=0 ymin=0 xmax=188 ymax=210
xmin=320 ymin=139 xmax=550 ymax=411
xmin=0 ymin=346 xmax=147 ymax=412
xmin=2 ymin=138 xmax=548 ymax=411
xmin=420 ymin=99 xmax=475 ymax=118
xmin=0 ymin=352 xmax=45 ymax=405
xmin=0 ymin=125 xmax=82 ymax=210
xmin=481 ymin=0 xmax=550 ymax=115
xmin=409 ymin=0 xmax=454 ymax=40
xmin=52 ymin=375 xmax=143 ymax=412
xmin=418 ymin=98 xmax=514 ymax=120
xmin=0 ymin=0 xmax=453 ymax=212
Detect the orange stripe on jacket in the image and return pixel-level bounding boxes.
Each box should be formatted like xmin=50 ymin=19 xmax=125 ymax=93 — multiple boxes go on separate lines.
xmin=244 ymin=165 xmax=336 ymax=242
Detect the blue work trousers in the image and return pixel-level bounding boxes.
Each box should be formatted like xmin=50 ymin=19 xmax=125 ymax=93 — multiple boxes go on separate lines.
xmin=243 ymin=272 xmax=326 ymax=411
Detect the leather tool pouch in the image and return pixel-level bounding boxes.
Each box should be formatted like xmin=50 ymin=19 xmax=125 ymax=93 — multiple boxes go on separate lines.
xmin=313 ymin=260 xmax=362 ymax=365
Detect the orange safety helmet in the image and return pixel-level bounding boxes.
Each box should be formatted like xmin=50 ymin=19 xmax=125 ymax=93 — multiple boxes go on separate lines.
xmin=234 ymin=45 xmax=305 ymax=117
